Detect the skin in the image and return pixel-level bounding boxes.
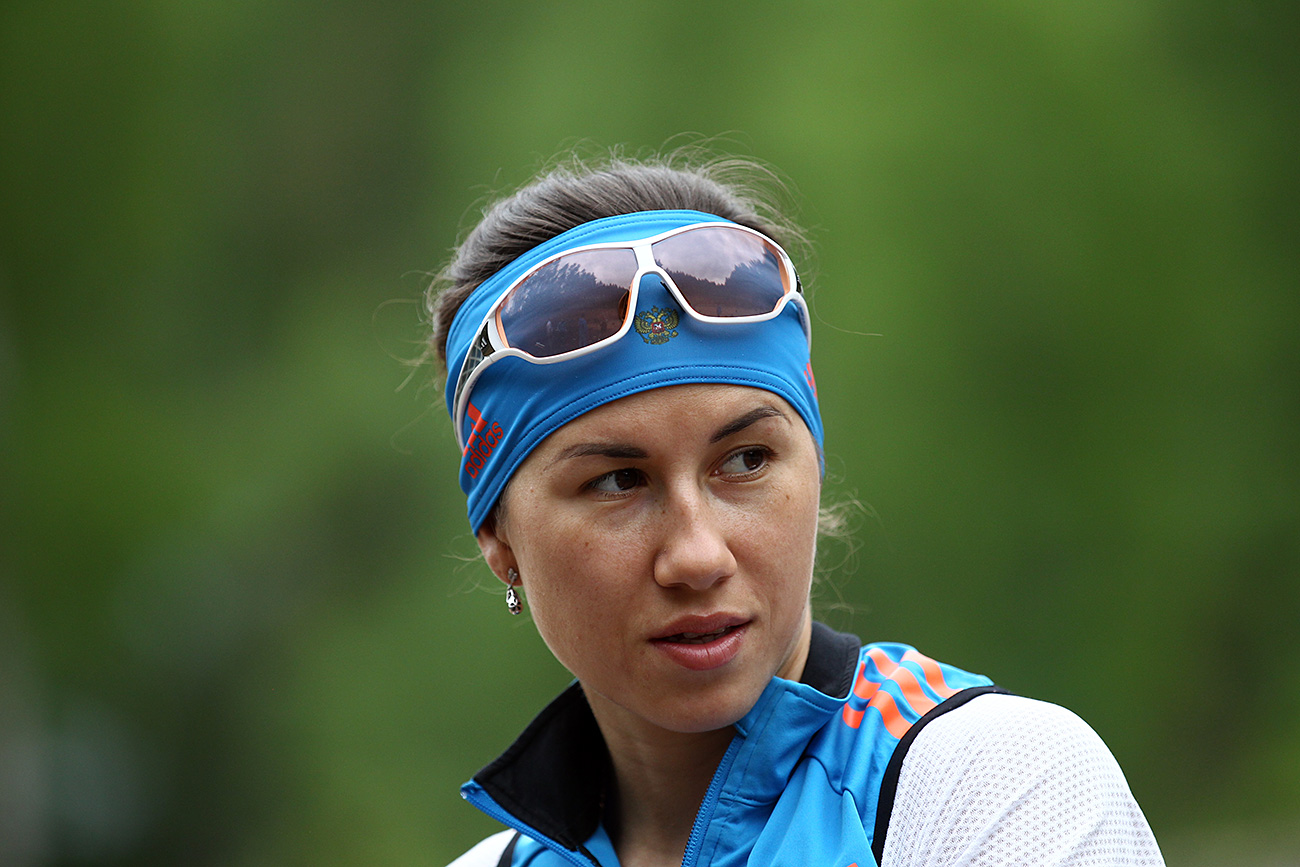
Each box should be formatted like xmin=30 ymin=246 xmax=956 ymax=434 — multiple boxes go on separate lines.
xmin=475 ymin=383 xmax=822 ymax=867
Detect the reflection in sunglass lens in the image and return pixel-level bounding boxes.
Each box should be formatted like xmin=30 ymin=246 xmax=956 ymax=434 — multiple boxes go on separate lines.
xmin=498 ymin=248 xmax=638 ymax=357
xmin=653 ymin=227 xmax=789 ymax=318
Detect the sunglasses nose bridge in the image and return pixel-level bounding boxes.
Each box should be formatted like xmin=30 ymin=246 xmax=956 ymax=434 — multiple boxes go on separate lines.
xmin=632 ymin=242 xmax=657 ymax=271
xmin=636 ymin=267 xmax=696 ymax=324
xmin=625 ymin=243 xmax=675 ymax=305
xmin=643 ymin=240 xmax=711 ymax=317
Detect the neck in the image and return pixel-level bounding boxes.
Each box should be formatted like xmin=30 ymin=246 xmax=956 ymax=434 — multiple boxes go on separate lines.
xmin=586 ymin=702 xmax=734 ymax=867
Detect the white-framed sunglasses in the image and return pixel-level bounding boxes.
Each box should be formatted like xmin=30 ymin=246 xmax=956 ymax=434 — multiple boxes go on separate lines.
xmin=451 ymin=222 xmax=809 ymax=451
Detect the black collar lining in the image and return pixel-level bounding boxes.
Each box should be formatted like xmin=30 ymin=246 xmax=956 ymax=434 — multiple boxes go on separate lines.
xmin=799 ymin=621 xmax=862 ymax=698
xmin=472 ymin=621 xmax=862 ymax=852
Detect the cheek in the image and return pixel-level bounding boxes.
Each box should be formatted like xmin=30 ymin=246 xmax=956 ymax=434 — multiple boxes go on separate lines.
xmin=524 ymin=573 xmax=628 ymax=683
xmin=510 ymin=524 xmax=633 ymax=669
xmin=522 ymin=567 xmax=591 ymax=630
xmin=756 ymin=468 xmax=820 ymax=550
xmin=761 ymin=478 xmax=821 ymax=601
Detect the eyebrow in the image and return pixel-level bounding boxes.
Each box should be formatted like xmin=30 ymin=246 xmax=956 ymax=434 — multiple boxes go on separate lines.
xmin=710 ymin=405 xmax=789 ymax=443
xmin=549 ymin=404 xmax=790 ymax=467
xmin=549 ymin=443 xmax=649 ymax=466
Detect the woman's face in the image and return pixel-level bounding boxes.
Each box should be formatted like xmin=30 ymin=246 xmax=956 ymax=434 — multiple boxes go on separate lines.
xmin=476 ymin=384 xmax=821 ymax=737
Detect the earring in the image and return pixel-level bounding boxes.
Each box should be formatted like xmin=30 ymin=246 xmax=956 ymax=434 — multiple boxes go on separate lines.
xmin=505 ymin=568 xmax=522 ymax=615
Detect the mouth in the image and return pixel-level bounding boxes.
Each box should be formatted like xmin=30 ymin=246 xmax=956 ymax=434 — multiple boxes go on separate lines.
xmin=656 ymin=625 xmax=739 ymax=645
xmin=649 ymin=615 xmax=750 ymax=671
xmin=651 ymin=613 xmax=748 ymax=644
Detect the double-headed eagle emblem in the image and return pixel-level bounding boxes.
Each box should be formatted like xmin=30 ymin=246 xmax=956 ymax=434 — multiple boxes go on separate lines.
xmin=633 ymin=306 xmax=680 ymax=345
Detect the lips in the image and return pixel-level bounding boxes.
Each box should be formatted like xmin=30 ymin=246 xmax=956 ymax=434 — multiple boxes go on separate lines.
xmin=650 ymin=614 xmax=750 ymax=671
xmin=663 ymin=627 xmax=733 ymax=644
xmin=651 ymin=614 xmax=748 ymax=643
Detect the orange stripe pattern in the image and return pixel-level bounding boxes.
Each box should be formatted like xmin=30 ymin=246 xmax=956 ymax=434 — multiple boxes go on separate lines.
xmin=840 ymin=646 xmax=960 ymax=736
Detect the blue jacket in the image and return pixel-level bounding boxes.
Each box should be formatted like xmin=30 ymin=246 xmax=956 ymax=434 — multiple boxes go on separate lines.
xmin=460 ymin=623 xmax=1000 ymax=867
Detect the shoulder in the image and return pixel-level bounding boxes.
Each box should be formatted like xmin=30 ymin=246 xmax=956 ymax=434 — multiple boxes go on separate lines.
xmin=446 ymin=829 xmax=517 ymax=867
xmin=904 ymin=692 xmax=1112 ymax=765
xmin=883 ymin=693 xmax=1165 ymax=866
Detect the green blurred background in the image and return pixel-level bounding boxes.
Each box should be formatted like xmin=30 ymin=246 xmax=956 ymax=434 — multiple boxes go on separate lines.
xmin=2 ymin=1 xmax=1297 ymax=864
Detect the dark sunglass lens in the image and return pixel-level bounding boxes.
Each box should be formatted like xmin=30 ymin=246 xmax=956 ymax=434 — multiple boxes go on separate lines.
xmin=653 ymin=228 xmax=790 ymax=317
xmin=498 ymin=248 xmax=638 ymax=357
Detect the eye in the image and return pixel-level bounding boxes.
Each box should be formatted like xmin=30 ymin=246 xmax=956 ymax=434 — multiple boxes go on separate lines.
xmin=587 ymin=468 xmax=644 ymax=494
xmin=718 ymin=447 xmax=770 ymax=477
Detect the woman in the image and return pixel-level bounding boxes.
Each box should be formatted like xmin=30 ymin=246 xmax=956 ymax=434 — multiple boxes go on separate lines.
xmin=428 ymin=152 xmax=1164 ymax=867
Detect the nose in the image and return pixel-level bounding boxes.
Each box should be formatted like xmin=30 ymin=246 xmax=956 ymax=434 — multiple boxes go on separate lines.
xmin=652 ymin=483 xmax=737 ymax=591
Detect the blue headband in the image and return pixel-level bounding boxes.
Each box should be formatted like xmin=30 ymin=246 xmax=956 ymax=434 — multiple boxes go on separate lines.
xmin=444 ymin=209 xmax=823 ymax=532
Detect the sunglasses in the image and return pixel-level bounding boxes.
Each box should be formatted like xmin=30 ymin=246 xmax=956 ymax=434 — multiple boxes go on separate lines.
xmin=451 ymin=222 xmax=809 ymax=451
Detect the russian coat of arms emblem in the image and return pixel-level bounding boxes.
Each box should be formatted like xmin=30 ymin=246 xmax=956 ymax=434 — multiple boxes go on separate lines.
xmin=633 ymin=306 xmax=680 ymax=345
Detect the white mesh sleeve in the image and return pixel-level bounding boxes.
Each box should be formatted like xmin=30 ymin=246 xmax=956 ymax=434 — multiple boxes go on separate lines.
xmin=881 ymin=693 xmax=1164 ymax=867
xmin=447 ymin=829 xmax=516 ymax=867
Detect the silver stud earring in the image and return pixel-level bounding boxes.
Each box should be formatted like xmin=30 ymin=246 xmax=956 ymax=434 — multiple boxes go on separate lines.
xmin=505 ymin=568 xmax=522 ymax=615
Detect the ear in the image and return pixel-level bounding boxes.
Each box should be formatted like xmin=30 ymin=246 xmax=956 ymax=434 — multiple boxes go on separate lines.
xmin=475 ymin=517 xmax=517 ymax=587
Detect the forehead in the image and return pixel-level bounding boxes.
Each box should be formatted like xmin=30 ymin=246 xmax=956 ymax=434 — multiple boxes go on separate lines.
xmin=492 ymin=382 xmax=823 ymax=525
xmin=537 ymin=384 xmax=801 ymax=451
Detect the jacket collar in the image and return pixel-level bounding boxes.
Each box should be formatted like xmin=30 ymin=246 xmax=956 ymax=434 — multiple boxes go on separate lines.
xmin=466 ymin=622 xmax=861 ymax=851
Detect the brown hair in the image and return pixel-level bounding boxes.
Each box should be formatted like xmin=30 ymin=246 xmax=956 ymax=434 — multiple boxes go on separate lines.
xmin=423 ymin=147 xmax=806 ymax=373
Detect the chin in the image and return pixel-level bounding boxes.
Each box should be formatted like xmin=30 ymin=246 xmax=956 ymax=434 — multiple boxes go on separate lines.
xmin=641 ymin=680 xmax=768 ymax=734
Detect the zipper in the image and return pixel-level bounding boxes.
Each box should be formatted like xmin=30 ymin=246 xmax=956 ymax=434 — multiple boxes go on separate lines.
xmin=678 ymin=736 xmax=743 ymax=867
xmin=465 ymin=730 xmax=745 ymax=867
xmin=462 ymin=783 xmax=602 ymax=867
